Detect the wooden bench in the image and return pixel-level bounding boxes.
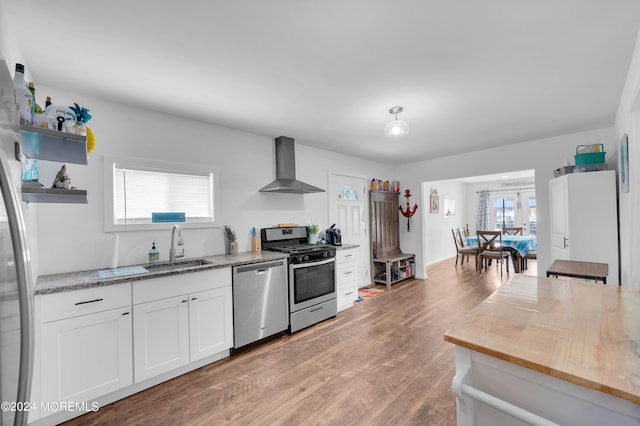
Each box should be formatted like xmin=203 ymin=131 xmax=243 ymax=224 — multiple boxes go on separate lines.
xmin=372 ymin=252 xmax=416 ymax=290
xmin=546 ymin=259 xmax=608 ymax=284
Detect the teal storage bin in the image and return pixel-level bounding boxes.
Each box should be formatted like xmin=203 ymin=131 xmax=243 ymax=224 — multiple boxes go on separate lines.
xmin=575 ymin=144 xmax=605 ymax=166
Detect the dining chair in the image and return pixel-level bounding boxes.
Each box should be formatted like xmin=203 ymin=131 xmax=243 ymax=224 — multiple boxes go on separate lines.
xmin=457 ymin=227 xmax=469 ymax=245
xmin=452 ymin=228 xmax=479 ymax=268
xmin=502 ymin=227 xmax=523 ymax=235
xmin=476 ymin=230 xmax=510 ymax=276
xmin=522 ymin=249 xmax=537 ymax=270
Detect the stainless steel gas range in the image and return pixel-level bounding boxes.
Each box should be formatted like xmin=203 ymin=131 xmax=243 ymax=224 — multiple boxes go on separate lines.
xmin=261 ymin=226 xmax=337 ymax=333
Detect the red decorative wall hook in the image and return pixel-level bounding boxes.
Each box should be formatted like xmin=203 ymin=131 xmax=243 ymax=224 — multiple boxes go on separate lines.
xmin=399 ymin=189 xmax=418 ymax=231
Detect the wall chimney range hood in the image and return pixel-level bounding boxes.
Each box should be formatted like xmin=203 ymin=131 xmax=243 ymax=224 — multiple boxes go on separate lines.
xmin=259 ymin=136 xmax=325 ymax=194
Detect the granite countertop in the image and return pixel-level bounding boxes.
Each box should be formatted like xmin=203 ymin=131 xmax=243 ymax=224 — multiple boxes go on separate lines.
xmin=444 ymin=274 xmax=640 ymax=404
xmin=35 ymin=251 xmax=289 ymax=295
xmin=335 ymin=244 xmax=359 ymax=250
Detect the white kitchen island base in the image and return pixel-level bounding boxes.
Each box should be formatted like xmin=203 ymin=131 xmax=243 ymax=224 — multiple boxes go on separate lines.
xmin=452 ymin=347 xmax=640 ymax=426
xmin=444 ymin=275 xmax=640 ymax=426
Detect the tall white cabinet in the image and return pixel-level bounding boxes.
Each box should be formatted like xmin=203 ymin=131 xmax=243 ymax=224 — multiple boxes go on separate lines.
xmin=549 ymin=170 xmax=619 ymax=285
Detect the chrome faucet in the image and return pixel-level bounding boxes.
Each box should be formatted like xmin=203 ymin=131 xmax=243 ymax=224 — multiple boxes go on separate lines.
xmin=170 ymin=224 xmax=184 ymax=263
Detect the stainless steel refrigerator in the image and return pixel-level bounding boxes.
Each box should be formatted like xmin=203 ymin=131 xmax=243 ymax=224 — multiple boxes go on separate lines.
xmin=0 ymin=54 xmax=35 ymax=425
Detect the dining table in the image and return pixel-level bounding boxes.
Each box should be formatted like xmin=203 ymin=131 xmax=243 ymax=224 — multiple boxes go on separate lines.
xmin=466 ymin=234 xmax=537 ymax=273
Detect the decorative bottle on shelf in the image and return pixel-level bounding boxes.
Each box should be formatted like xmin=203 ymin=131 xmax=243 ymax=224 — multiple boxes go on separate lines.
xmin=13 ymin=64 xmax=33 ymax=125
xmin=27 ymin=83 xmax=43 ymax=114
xmin=28 ymin=82 xmax=45 ymax=127
xmin=45 ymin=96 xmax=52 ymax=108
xmin=465 ymin=224 xmax=470 ymax=236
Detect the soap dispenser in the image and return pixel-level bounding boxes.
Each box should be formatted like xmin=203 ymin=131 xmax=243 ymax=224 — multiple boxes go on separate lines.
xmin=149 ymin=242 xmax=159 ymax=263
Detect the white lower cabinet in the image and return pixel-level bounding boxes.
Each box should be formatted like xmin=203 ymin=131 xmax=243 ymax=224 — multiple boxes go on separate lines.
xmin=336 ymin=248 xmax=358 ymax=312
xmin=32 ymin=267 xmax=234 ymax=424
xmin=189 ymin=286 xmax=233 ymax=361
xmin=132 ymin=267 xmax=233 ymax=382
xmin=41 ymin=307 xmax=133 ymax=402
xmin=36 ymin=283 xmax=133 ymax=417
xmin=133 ymin=295 xmax=190 ymax=381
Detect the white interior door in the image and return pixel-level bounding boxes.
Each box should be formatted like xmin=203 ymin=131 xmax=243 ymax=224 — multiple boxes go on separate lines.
xmin=549 ymin=176 xmax=570 ymax=260
xmin=328 ymin=173 xmax=368 ymax=287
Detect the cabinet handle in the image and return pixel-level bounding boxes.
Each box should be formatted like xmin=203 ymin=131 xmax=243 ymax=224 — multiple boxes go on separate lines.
xmin=191 ymin=297 xmax=198 ymax=301
xmin=345 ymin=271 xmax=353 ymax=275
xmin=346 ymin=291 xmax=353 ymax=296
xmin=122 ymin=311 xmax=130 ymax=316
xmin=310 ymin=306 xmax=324 ymax=313
xmin=74 ymin=298 xmax=103 ymax=306
xmin=182 ymin=299 xmax=188 ymax=303
xmin=563 ymin=237 xmax=569 ymax=248
xmin=345 ymin=254 xmax=352 ymax=259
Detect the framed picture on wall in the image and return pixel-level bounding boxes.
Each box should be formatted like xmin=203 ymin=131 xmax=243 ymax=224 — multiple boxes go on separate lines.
xmin=444 ymin=198 xmax=456 ymax=218
xmin=430 ymin=194 xmax=439 ymax=214
xmin=620 ymin=134 xmax=629 ymax=193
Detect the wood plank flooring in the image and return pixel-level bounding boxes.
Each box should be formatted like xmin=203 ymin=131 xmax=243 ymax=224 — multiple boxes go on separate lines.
xmin=64 ymin=257 xmax=533 ymax=426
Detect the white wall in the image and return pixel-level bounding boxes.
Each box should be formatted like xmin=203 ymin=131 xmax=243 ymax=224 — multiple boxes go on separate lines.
xmin=420 ymin=180 xmax=469 ymax=266
xmin=615 ymin=29 xmax=640 ymax=288
xmin=398 ymin=127 xmax=617 ymax=280
xmin=33 ymin=84 xmax=394 ymax=275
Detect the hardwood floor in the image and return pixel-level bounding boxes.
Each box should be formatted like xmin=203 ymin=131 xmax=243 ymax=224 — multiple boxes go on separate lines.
xmin=64 ymin=257 xmax=533 ymax=426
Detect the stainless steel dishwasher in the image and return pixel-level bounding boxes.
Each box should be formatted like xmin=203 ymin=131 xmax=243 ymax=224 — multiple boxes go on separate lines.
xmin=232 ymin=259 xmax=288 ymax=348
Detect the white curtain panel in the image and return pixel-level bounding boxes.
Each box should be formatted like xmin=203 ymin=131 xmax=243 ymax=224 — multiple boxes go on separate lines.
xmin=476 ymin=190 xmax=490 ymax=231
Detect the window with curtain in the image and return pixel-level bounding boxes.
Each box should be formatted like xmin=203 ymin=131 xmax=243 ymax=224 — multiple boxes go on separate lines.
xmin=105 ymin=156 xmax=217 ymax=231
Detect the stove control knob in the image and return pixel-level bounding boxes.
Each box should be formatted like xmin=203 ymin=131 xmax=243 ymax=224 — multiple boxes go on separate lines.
xmin=296 ymin=255 xmax=304 ymax=263
xmin=323 ymin=251 xmax=329 ymax=258
xmin=303 ymin=255 xmax=309 ymax=262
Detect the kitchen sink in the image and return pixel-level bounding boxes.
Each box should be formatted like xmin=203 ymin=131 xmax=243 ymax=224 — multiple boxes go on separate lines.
xmin=144 ymin=258 xmax=212 ymax=272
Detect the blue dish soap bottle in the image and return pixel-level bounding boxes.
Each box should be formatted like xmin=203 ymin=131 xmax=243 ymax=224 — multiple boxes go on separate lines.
xmin=148 ymin=243 xmax=159 ymax=263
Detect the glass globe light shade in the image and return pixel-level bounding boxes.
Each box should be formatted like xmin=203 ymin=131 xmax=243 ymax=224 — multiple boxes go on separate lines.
xmin=384 ymin=119 xmax=410 ymax=137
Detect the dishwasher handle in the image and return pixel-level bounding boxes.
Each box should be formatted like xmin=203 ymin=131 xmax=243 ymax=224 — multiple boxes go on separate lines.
xmin=234 ymin=260 xmax=285 ymax=274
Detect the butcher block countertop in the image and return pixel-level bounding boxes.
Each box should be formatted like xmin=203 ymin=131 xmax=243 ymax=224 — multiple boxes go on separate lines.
xmin=444 ymin=275 xmax=640 ymax=404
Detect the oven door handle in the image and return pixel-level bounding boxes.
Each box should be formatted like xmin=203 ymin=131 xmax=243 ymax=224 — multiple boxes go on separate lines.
xmin=291 ymin=258 xmax=335 ymax=269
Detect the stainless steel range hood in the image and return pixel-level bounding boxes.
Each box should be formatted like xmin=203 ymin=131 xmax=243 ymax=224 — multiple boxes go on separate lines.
xmin=259 ymin=136 xmax=325 ymax=194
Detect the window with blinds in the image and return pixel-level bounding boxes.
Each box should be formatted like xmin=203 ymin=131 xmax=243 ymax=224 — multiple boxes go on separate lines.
xmin=105 ymin=156 xmax=216 ymax=231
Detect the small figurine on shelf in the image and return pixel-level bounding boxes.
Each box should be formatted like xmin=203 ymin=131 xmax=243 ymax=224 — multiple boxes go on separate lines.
xmin=44 ymin=105 xmax=75 ymax=131
xmin=52 ymin=164 xmax=70 ymax=189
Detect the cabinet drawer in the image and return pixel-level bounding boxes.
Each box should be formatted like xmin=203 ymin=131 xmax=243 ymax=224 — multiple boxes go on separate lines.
xmin=336 ymin=249 xmax=356 ymax=265
xmin=39 ymin=283 xmax=131 ymax=323
xmin=337 ymin=266 xmax=356 ymax=283
xmin=133 ymin=267 xmax=231 ymax=305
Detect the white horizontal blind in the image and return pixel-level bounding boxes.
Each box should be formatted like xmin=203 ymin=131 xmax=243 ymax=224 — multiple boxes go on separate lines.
xmin=114 ymin=167 xmax=213 ymax=224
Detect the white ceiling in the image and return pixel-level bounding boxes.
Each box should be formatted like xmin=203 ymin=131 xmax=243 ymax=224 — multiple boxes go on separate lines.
xmin=4 ymin=1 xmax=640 ymax=164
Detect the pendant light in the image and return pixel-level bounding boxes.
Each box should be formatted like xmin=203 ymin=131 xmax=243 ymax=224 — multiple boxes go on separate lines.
xmin=384 ymin=106 xmax=409 ymax=137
